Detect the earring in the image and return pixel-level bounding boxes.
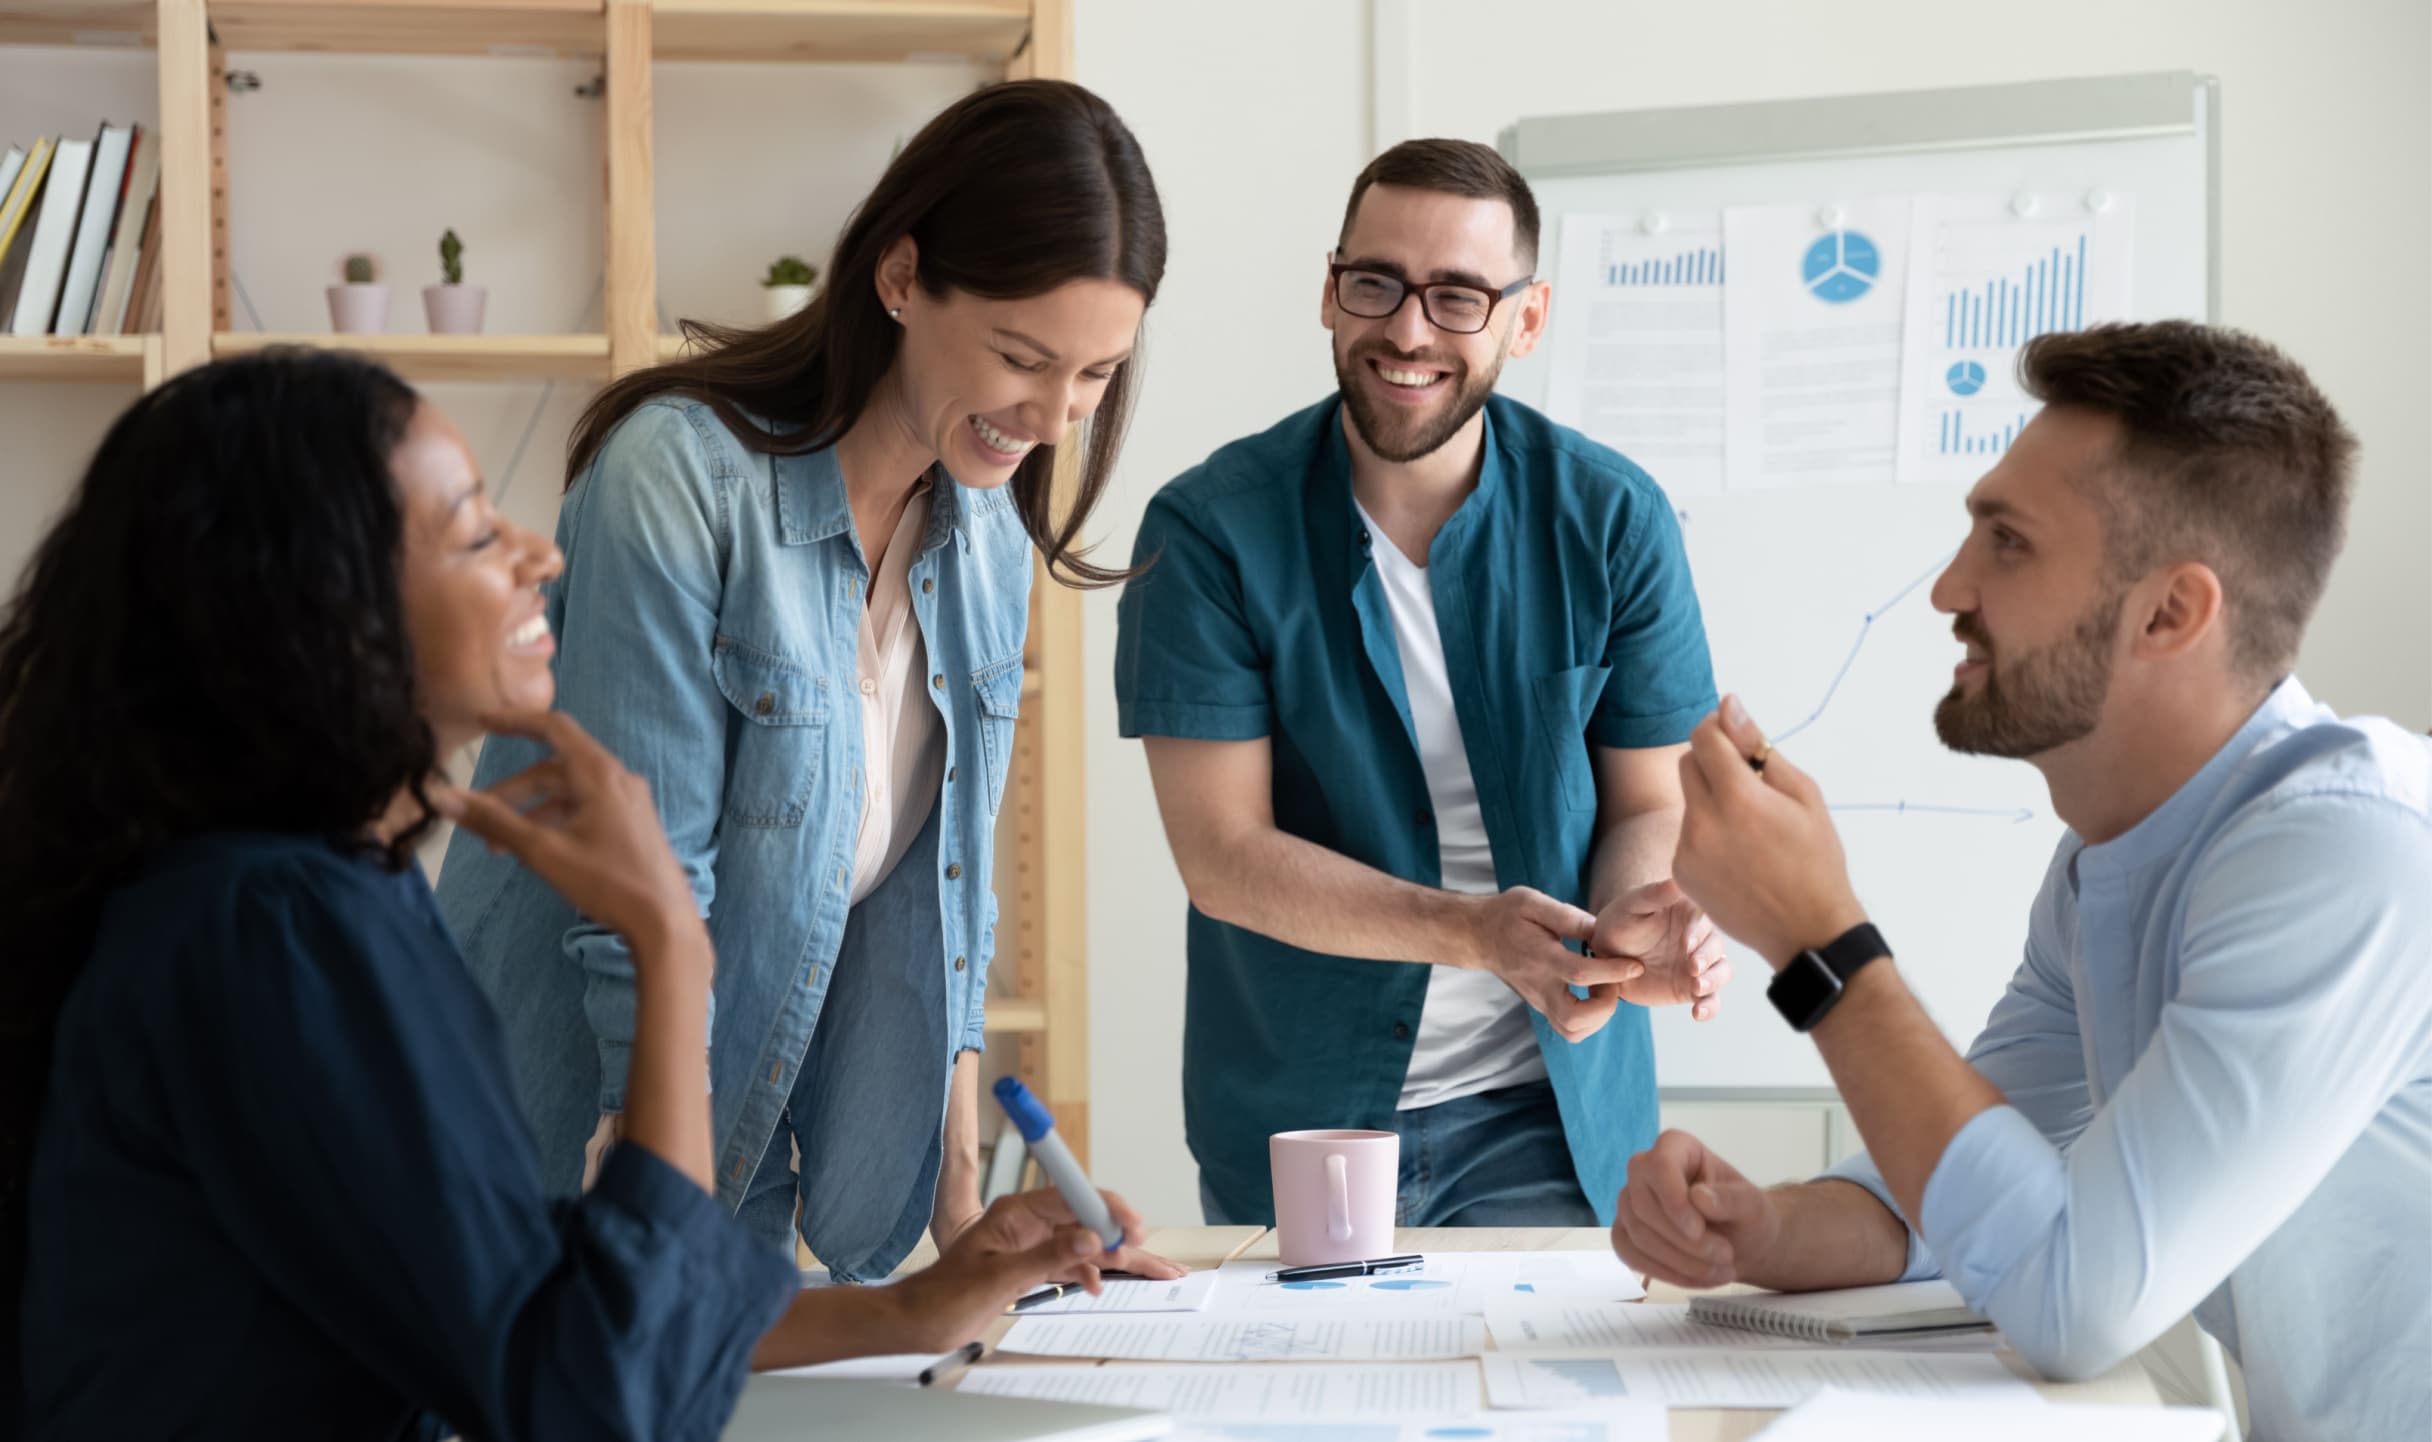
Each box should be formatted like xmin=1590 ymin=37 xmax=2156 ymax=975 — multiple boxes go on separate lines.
xmin=889 ymin=307 xmax=902 ymax=322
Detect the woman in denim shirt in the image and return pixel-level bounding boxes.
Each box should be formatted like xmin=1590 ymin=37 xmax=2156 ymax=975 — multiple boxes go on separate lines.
xmin=6 ymin=352 xmax=1150 ymax=1436
xmin=435 ymin=80 xmax=1176 ymax=1279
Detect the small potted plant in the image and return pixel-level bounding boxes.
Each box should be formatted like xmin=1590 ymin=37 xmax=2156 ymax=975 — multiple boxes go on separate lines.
xmin=326 ymin=252 xmax=387 ymax=334
xmin=761 ymin=254 xmax=817 ymax=322
xmin=423 ymin=228 xmax=487 ymax=335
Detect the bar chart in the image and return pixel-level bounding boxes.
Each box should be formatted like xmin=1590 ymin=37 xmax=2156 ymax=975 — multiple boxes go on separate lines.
xmin=1938 ymin=232 xmax=2087 ymax=350
xmin=1937 ymin=408 xmax=2034 ymax=457
xmin=1606 ymin=244 xmax=1722 ymax=287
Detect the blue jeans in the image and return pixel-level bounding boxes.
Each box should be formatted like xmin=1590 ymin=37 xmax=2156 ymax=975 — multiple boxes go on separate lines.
xmin=1199 ymin=1078 xmax=1598 ymax=1227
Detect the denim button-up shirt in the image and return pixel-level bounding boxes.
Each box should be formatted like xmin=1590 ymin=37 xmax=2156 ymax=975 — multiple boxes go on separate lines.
xmin=436 ymin=398 xmax=1030 ymax=1279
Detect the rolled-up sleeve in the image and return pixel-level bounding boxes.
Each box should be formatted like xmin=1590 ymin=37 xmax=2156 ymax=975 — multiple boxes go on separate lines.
xmin=1916 ymin=797 xmax=2432 ymax=1381
xmin=1114 ymin=490 xmax=1271 ymax=741
xmin=546 ymin=401 xmax=732 ymax=1112
xmin=1595 ymin=492 xmax=1716 ymax=748
xmin=173 ymin=857 xmax=794 ymax=1441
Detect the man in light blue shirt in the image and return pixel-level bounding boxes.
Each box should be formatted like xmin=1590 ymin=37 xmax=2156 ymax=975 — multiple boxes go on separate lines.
xmin=1615 ymin=320 xmax=2431 ymax=1442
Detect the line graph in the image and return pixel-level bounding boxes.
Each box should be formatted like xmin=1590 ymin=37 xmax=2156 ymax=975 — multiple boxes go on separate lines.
xmin=1764 ymin=545 xmax=2038 ymax=825
xmin=1774 ymin=550 xmax=1953 ymax=745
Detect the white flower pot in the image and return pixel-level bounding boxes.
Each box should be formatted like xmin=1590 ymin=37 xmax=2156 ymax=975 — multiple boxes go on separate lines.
xmin=763 ymin=283 xmax=813 ymax=322
xmin=423 ymin=284 xmax=488 ymax=335
xmin=325 ymin=283 xmax=388 ymax=334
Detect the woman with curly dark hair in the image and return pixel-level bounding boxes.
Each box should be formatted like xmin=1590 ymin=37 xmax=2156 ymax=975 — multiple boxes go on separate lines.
xmin=2 ymin=351 xmax=1147 ymax=1439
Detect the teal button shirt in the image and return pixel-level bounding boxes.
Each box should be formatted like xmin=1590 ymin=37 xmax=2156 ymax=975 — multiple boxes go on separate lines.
xmin=1114 ymin=394 xmax=1718 ymax=1223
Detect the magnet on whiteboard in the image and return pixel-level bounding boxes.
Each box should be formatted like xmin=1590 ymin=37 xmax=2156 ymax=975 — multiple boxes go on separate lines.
xmin=2085 ymin=189 xmax=2114 ymax=214
xmin=1639 ymin=211 xmax=1669 ymax=236
xmin=2010 ymin=193 xmax=2041 ymax=219
xmin=1817 ymin=204 xmax=1846 ymax=229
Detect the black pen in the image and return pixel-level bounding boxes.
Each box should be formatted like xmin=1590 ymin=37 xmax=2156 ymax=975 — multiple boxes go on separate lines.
xmin=917 ymin=1340 xmax=984 ymax=1387
xmin=1264 ymin=1253 xmax=1425 ymax=1283
xmin=1008 ymin=1283 xmax=1071 ymax=1312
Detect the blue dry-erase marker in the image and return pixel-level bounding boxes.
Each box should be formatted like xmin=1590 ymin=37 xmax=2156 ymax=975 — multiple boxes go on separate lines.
xmin=992 ymin=1076 xmax=1124 ymax=1252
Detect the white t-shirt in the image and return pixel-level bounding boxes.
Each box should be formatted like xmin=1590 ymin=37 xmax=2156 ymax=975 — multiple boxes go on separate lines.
xmin=1354 ymin=500 xmax=1548 ymax=1111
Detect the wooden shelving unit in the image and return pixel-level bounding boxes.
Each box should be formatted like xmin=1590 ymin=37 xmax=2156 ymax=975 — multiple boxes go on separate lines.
xmin=1 ymin=0 xmax=1094 ymax=1162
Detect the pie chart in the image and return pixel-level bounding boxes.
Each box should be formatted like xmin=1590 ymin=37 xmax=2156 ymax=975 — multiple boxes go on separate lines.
xmin=1946 ymin=360 xmax=1987 ymax=396
xmin=1801 ymin=230 xmax=1880 ymax=303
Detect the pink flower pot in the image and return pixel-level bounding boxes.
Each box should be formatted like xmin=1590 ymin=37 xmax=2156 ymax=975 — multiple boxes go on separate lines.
xmin=422 ymin=284 xmax=487 ymax=335
xmin=325 ymin=283 xmax=388 ymax=334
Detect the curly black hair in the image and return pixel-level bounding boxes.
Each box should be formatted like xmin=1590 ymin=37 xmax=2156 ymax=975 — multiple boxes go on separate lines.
xmin=0 ymin=349 xmax=437 ymax=1400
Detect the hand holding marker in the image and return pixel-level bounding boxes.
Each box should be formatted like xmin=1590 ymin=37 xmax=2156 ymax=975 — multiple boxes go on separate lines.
xmin=992 ymin=1076 xmax=1125 ymax=1253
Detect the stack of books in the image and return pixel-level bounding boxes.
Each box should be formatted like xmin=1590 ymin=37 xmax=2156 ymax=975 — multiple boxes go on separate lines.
xmin=0 ymin=120 xmax=165 ymax=339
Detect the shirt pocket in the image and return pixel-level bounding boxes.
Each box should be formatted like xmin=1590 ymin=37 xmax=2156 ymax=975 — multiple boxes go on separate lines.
xmin=1533 ymin=662 xmax=1613 ymax=812
xmin=972 ymin=650 xmax=1024 ymax=817
xmin=711 ymin=637 xmax=828 ymax=829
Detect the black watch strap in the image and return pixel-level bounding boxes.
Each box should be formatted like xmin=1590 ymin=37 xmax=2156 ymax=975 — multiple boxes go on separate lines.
xmin=1766 ymin=922 xmax=1890 ymax=1032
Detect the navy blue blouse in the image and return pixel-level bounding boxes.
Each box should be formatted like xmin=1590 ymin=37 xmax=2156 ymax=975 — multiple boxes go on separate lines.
xmin=21 ymin=832 xmax=795 ymax=1440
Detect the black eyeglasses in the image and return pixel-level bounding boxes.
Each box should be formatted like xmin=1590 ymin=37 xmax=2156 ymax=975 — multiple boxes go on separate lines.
xmin=1328 ymin=260 xmax=1534 ymax=336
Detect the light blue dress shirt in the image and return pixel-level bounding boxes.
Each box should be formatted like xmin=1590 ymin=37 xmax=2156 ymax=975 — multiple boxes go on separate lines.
xmin=1828 ymin=678 xmax=2431 ymax=1441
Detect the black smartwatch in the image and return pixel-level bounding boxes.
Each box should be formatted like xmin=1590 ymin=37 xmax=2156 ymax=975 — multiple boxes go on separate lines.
xmin=1767 ymin=922 xmax=1890 ymax=1032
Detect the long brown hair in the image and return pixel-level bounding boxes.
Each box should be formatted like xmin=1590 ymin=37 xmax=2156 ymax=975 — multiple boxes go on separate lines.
xmin=568 ymin=79 xmax=1165 ymax=588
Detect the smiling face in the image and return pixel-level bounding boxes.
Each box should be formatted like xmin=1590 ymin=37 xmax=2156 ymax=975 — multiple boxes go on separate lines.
xmin=392 ymin=402 xmax=563 ymax=754
xmin=1324 ymin=184 xmax=1547 ymax=464
xmin=1928 ymin=405 xmax=2131 ymax=759
xmin=876 ymin=237 xmax=1146 ymax=488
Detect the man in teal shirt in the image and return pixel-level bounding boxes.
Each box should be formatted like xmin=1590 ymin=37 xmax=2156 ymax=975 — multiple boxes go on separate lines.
xmin=1114 ymin=140 xmax=1728 ymax=1226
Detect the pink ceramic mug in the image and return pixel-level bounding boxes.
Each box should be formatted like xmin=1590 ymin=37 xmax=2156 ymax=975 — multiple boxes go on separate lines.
xmin=1269 ymin=1129 xmax=1398 ymax=1267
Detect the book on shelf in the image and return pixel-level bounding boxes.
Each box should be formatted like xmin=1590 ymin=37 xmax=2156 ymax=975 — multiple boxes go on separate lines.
xmin=8 ymin=128 xmax=95 ymax=336
xmin=125 ymin=185 xmax=164 ymax=336
xmin=56 ymin=121 xmax=134 ymax=337
xmin=0 ymin=136 xmax=57 ymax=323
xmin=91 ymin=125 xmax=154 ymax=336
xmin=0 ymin=146 xmax=25 ymax=224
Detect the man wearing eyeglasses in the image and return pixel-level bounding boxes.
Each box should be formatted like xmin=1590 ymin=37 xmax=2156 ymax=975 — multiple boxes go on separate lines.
xmin=1114 ymin=139 xmax=1728 ymax=1227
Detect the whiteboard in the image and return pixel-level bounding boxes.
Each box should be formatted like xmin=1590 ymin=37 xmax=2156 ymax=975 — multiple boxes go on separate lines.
xmin=1496 ymin=73 xmax=2217 ymax=1091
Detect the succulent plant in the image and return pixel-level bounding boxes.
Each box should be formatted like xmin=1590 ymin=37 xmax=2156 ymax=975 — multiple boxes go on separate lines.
xmin=342 ymin=253 xmax=376 ymax=284
xmin=438 ymin=229 xmax=465 ymax=286
xmin=762 ymin=255 xmax=817 ymax=288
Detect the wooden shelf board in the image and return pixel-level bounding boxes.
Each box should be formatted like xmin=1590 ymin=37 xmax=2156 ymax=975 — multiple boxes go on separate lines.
xmin=651 ymin=0 xmax=1029 ymax=63
xmin=0 ymin=3 xmax=1033 ymax=59
xmin=983 ymin=996 xmax=1046 ymax=1034
xmin=0 ymin=334 xmax=151 ymax=383
xmin=212 ymin=331 xmax=611 ymax=381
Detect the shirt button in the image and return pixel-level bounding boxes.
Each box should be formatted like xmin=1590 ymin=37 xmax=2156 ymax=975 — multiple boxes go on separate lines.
xmin=1392 ymin=1022 xmax=1411 ymax=1040
xmin=754 ymin=692 xmax=774 ymax=716
xmin=932 ymin=674 xmax=945 ymax=690
xmin=922 ymin=578 xmax=935 ymax=594
xmin=859 ymin=677 xmax=876 ymax=696
xmin=1415 ymin=809 xmax=1433 ymax=827
xmin=947 ymin=765 xmax=958 ymax=782
xmin=954 ymin=955 xmax=967 ymax=971
xmin=946 ymin=863 xmax=963 ymax=880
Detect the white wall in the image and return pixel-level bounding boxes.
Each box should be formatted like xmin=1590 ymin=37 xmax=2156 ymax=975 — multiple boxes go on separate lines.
xmin=4 ymin=3 xmax=2426 ymax=1238
xmin=1072 ymin=0 xmax=2432 ymax=1225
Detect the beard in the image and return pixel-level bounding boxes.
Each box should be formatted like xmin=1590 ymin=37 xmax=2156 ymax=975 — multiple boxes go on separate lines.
xmin=1334 ymin=336 xmax=1505 ymax=464
xmin=1934 ymin=591 xmax=2123 ymax=758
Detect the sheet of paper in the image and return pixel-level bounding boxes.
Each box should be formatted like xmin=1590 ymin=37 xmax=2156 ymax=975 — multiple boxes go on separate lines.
xmin=1018 ymin=1268 xmax=1222 ymax=1315
xmin=1210 ymin=1252 xmax=1643 ymax=1318
xmin=1000 ymin=1313 xmax=1485 ymax=1362
xmin=1481 ymin=1349 xmax=2037 ymax=1410
xmin=1722 ymin=196 xmax=1911 ymax=489
xmin=1174 ymin=1404 xmax=1668 ymax=1442
xmin=1488 ymin=1301 xmax=2002 ymax=1354
xmin=960 ymin=1363 xmax=1484 ymax=1419
xmin=1544 ymin=211 xmax=1727 ymax=494
xmin=1894 ymin=191 xmax=2135 ymax=485
xmin=766 ymin=1353 xmax=934 ymax=1383
xmin=1752 ymin=1387 xmax=2220 ymax=1440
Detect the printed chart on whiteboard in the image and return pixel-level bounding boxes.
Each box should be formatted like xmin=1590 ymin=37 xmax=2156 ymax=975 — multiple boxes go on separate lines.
xmin=1896 ymin=191 xmax=2134 ymax=484
xmin=1544 ymin=213 xmax=1726 ymax=493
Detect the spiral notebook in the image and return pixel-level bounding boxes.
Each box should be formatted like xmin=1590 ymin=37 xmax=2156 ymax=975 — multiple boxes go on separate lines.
xmin=1687 ymin=1280 xmax=1993 ymax=1344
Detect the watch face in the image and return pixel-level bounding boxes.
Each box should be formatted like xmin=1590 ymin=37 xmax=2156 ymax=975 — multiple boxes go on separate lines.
xmin=1768 ymin=950 xmax=1845 ymax=1032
